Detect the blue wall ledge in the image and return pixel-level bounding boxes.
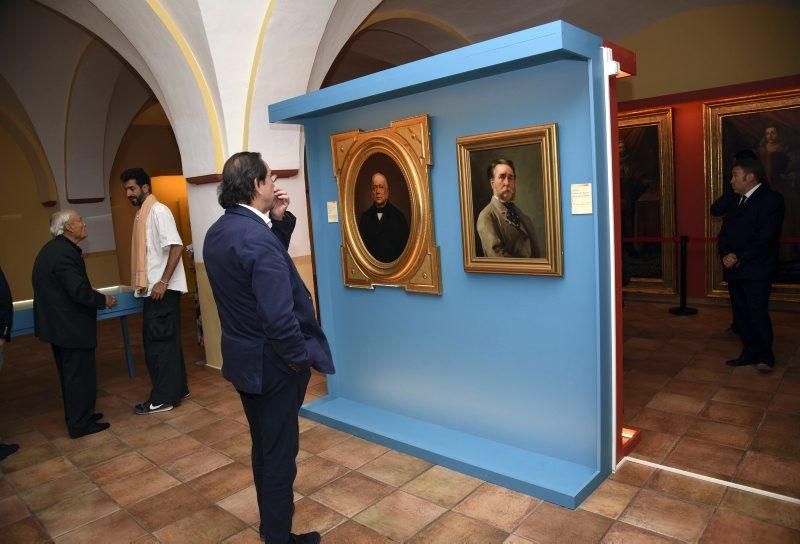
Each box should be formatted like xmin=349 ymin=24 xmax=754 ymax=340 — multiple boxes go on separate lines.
xmin=301 ymin=396 xmax=605 ymax=508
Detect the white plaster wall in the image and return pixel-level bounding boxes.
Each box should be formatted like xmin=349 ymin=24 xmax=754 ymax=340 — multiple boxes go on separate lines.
xmin=0 ymin=75 xmax=57 ymax=204
xmin=235 ymin=0 xmax=339 ymax=259
xmin=66 ymin=44 xmax=122 ymax=201
xmin=0 ymin=0 xmax=91 ymax=208
xmin=3 ymin=0 xmax=380 ymax=262
xmin=103 ymin=71 xmax=151 ymax=186
xmin=91 ymin=0 xmax=221 ymax=177
xmin=306 ymin=0 xmax=381 ymax=91
xmin=161 ymin=0 xmax=227 ymax=154
xmin=38 ymin=0 xmax=171 ymax=122
xmin=0 ymin=0 xmax=165 ymax=255
xmin=198 ymin=0 xmax=268 ymax=152
xmin=186 ymin=182 xmax=224 ymax=258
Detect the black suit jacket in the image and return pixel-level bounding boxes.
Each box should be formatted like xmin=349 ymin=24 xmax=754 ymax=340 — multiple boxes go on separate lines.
xmin=0 ymin=266 xmax=12 ymax=341
xmin=711 ymin=184 xmax=785 ymax=281
xmin=32 ymin=236 xmax=106 ymax=349
xmin=203 ymin=207 xmax=334 ymax=395
xmin=358 ymin=201 xmax=409 ymax=262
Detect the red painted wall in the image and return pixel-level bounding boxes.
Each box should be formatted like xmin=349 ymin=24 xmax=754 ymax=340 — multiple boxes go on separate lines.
xmin=619 ymin=75 xmax=800 ymax=298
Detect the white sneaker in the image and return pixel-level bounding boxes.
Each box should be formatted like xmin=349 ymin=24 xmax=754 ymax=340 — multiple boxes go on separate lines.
xmin=134 ymin=402 xmax=174 ymax=415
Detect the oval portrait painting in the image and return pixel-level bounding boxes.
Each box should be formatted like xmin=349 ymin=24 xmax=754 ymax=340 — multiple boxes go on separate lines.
xmin=354 ymin=152 xmax=412 ymax=263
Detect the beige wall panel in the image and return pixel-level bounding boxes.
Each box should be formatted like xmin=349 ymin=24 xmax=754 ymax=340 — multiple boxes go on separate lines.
xmin=0 ymin=124 xmax=53 ymax=301
xmin=83 ymin=250 xmax=121 ymax=289
xmin=618 ymin=4 xmax=800 ymax=102
xmin=195 ymin=262 xmax=223 ymax=370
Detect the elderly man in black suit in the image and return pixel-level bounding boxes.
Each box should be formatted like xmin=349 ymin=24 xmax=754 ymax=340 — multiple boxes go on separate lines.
xmin=711 ymin=157 xmax=785 ymax=372
xmin=32 ymin=210 xmax=117 ymax=438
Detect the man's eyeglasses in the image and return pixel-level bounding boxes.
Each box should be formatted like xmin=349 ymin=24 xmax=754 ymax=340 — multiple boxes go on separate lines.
xmin=270 ymin=173 xmax=279 ymax=183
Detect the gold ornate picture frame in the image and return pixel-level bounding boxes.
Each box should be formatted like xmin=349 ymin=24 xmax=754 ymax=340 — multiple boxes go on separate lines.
xmin=456 ymin=124 xmax=562 ymax=275
xmin=330 ymin=114 xmax=441 ymax=294
xmin=705 ymin=89 xmax=800 ymax=302
xmin=618 ymin=108 xmax=676 ymax=294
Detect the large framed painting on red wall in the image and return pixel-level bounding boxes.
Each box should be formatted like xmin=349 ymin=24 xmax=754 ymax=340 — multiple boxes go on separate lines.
xmin=618 ymin=108 xmax=676 ymax=294
xmin=705 ymin=89 xmax=800 ymax=302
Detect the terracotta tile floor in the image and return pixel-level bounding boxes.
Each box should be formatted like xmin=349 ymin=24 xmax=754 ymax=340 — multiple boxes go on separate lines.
xmin=0 ymin=299 xmax=798 ymax=542
xmin=623 ymin=300 xmax=800 ymax=500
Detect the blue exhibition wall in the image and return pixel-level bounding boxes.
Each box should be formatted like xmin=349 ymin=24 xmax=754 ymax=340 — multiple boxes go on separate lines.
xmin=270 ymin=21 xmax=612 ymax=507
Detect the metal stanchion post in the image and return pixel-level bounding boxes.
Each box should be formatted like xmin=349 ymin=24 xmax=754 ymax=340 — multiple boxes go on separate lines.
xmin=670 ymin=235 xmax=698 ymax=316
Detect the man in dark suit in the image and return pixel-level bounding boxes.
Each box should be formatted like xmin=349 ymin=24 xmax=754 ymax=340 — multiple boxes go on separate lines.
xmin=204 ymin=152 xmax=334 ymax=544
xmin=358 ymin=172 xmax=409 ymax=262
xmin=0 ymin=265 xmax=20 ymax=461
xmin=32 ymin=210 xmax=116 ymax=438
xmin=711 ymin=158 xmax=785 ymax=372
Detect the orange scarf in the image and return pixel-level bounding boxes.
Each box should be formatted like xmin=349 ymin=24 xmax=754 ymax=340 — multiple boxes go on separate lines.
xmin=131 ymin=194 xmax=157 ymax=291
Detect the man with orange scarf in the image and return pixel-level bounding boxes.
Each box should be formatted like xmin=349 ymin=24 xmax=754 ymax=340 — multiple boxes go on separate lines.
xmin=121 ymin=168 xmax=189 ymax=415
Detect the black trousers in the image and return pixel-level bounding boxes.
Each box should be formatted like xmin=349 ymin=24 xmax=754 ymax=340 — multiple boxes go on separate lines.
xmin=51 ymin=345 xmax=97 ymax=434
xmin=728 ymin=278 xmax=774 ymax=363
xmin=143 ymin=290 xmax=187 ymax=404
xmin=239 ymin=367 xmax=310 ymax=544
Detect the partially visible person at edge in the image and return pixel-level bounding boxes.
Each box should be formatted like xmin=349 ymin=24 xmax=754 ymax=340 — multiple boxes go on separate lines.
xmin=204 ymin=151 xmax=334 ymax=544
xmin=32 ymin=210 xmax=116 ymax=438
xmin=0 ymin=265 xmax=20 ymax=460
xmin=120 ymin=168 xmax=189 ymax=415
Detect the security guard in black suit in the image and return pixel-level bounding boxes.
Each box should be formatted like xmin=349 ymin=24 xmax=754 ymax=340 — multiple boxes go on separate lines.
xmin=33 ymin=210 xmax=116 ymax=437
xmin=711 ymin=158 xmax=785 ymax=372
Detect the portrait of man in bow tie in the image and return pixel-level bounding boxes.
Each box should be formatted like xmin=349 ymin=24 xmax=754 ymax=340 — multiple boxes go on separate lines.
xmin=358 ymin=171 xmax=410 ymax=263
xmin=476 ymin=158 xmax=540 ymax=258
xmin=354 ymin=152 xmax=412 ymax=264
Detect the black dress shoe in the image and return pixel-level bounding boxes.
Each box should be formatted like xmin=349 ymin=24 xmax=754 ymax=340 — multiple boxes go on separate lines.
xmin=725 ymin=357 xmax=753 ymax=367
xmin=289 ymin=532 xmax=321 ymax=544
xmin=0 ymin=443 xmax=19 ymax=461
xmin=93 ymin=413 xmax=104 ymax=421
xmin=69 ymin=421 xmax=110 ymax=439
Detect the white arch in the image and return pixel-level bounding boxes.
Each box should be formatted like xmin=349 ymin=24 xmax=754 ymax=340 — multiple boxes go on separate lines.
xmin=64 ymin=41 xmax=122 ymax=203
xmin=306 ymin=0 xmax=382 ymax=92
xmin=43 ymin=0 xmax=226 ymax=176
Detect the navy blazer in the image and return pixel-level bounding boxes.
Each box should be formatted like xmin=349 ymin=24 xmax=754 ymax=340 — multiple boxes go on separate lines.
xmin=203 ymin=206 xmax=334 ymax=395
xmin=711 ymin=183 xmax=785 ymax=281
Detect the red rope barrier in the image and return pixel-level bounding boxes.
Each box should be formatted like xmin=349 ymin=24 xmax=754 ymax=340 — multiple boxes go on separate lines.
xmin=622 ymin=236 xmax=800 ymax=244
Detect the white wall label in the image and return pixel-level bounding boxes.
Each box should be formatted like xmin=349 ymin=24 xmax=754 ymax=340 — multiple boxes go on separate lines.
xmin=571 ymin=183 xmax=593 ymax=215
xmin=327 ymin=201 xmax=339 ymax=222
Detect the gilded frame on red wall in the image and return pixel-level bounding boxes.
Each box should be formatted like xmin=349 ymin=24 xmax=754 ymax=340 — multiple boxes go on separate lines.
xmin=618 ymin=108 xmax=676 ymax=294
xmin=704 ymin=88 xmax=800 ymax=302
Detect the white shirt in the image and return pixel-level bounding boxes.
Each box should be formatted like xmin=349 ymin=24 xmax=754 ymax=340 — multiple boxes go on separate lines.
xmin=743 ymin=183 xmax=761 ymax=200
xmin=238 ymin=203 xmax=272 ymax=229
xmin=134 ymin=202 xmax=188 ymax=298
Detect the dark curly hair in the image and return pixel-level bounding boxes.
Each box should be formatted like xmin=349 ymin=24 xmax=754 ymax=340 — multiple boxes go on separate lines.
xmin=218 ymin=152 xmax=268 ymax=209
xmin=486 ymin=158 xmax=515 ymax=181
xmin=120 ymin=168 xmax=150 ymax=189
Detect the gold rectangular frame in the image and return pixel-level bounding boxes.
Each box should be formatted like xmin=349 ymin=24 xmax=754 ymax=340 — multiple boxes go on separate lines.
xmin=618 ymin=108 xmax=676 ymax=294
xmin=704 ymin=89 xmax=800 ymax=302
xmin=456 ymin=124 xmax=562 ymax=276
